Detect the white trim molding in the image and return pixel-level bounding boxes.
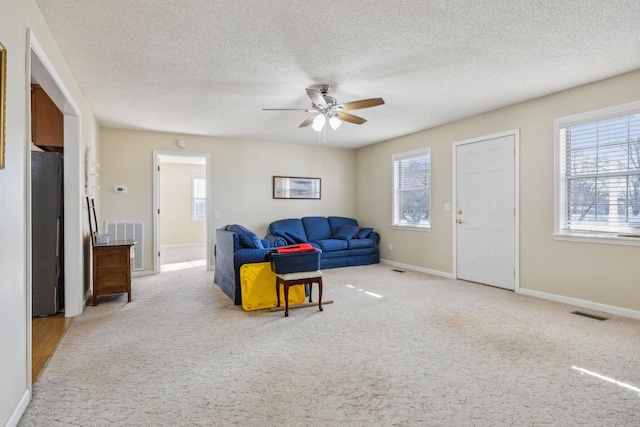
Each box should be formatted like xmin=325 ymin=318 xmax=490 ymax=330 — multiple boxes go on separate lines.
xmin=6 ymin=389 xmax=31 ymax=427
xmin=518 ymin=288 xmax=640 ymax=321
xmin=380 ymin=259 xmax=455 ymax=279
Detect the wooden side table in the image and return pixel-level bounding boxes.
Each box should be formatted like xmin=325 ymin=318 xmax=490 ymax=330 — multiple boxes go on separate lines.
xmin=275 ymin=270 xmax=323 ymax=317
xmin=92 ymin=239 xmax=136 ymax=306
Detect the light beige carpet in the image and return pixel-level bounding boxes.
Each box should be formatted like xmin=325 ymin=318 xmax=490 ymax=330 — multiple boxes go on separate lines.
xmin=19 ymin=264 xmax=640 ymax=426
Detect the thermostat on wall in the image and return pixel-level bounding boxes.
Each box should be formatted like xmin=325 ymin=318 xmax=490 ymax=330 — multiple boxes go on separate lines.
xmin=114 ymin=185 xmax=128 ymax=194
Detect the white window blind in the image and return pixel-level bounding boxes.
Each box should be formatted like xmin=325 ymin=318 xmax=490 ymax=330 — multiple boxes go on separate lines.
xmin=558 ymin=106 xmax=640 ymax=235
xmin=392 ymin=148 xmax=431 ymax=228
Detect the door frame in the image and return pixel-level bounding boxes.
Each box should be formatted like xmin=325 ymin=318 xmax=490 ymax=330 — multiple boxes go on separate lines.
xmin=27 ymin=31 xmax=84 ymax=389
xmin=152 ymin=151 xmax=212 ymax=274
xmin=452 ymin=129 xmax=520 ymax=291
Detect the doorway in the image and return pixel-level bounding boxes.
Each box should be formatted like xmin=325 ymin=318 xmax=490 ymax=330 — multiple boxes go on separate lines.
xmin=28 ymin=32 xmax=84 ymax=386
xmin=453 ymin=130 xmax=519 ymax=290
xmin=153 ymin=152 xmax=212 ymax=273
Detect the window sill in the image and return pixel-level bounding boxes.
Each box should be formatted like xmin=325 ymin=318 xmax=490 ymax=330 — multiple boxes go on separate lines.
xmin=553 ymin=233 xmax=640 ymax=247
xmin=391 ymin=224 xmax=431 ymax=232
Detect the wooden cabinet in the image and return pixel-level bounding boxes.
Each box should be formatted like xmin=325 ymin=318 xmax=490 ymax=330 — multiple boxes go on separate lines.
xmin=31 ymin=84 xmax=64 ymax=150
xmin=92 ymin=240 xmax=136 ymax=306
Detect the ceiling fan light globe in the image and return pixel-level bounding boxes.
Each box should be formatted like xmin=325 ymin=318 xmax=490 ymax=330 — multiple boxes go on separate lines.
xmin=312 ymin=114 xmax=326 ymax=132
xmin=329 ymin=116 xmax=342 ymax=130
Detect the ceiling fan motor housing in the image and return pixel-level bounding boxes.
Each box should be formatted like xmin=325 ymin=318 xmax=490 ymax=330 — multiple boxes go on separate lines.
xmin=313 ymin=84 xmax=332 ymax=95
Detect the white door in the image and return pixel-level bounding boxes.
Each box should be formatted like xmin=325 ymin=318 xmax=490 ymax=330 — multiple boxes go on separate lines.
xmin=455 ymin=134 xmax=516 ymax=290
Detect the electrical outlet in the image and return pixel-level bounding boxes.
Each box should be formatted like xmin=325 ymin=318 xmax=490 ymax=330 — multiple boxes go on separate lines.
xmin=444 ymin=203 xmax=451 ymax=211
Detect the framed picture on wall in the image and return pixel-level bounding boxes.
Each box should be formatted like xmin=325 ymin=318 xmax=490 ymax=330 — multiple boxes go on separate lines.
xmin=273 ymin=176 xmax=321 ymax=199
xmin=0 ymin=41 xmax=6 ymax=169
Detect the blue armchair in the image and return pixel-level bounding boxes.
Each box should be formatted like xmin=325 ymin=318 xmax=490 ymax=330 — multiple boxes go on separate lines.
xmin=213 ymin=225 xmax=272 ymax=305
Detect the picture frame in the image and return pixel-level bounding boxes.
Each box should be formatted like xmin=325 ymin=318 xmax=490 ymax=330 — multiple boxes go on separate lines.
xmin=273 ymin=176 xmax=321 ymax=200
xmin=0 ymin=42 xmax=6 ymax=169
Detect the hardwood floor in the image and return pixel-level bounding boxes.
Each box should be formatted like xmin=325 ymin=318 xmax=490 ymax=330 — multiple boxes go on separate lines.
xmin=32 ymin=313 xmax=72 ymax=383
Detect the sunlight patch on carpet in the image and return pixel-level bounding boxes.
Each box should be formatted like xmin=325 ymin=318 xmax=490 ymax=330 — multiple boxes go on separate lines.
xmin=161 ymin=259 xmax=206 ymax=272
xmin=345 ymin=284 xmax=383 ymax=298
xmin=572 ymin=366 xmax=640 ymax=396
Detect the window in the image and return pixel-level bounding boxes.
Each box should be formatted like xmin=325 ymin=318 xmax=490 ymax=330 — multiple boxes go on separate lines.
xmin=192 ymin=175 xmax=206 ymax=221
xmin=392 ymin=148 xmax=431 ymax=229
xmin=556 ymin=102 xmax=640 ymax=240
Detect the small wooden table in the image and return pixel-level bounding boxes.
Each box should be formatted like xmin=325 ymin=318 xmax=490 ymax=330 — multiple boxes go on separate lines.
xmin=275 ymin=270 xmax=323 ymax=317
xmin=92 ymin=239 xmax=136 ymax=306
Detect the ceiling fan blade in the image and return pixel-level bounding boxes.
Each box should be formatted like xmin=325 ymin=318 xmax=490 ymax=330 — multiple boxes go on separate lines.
xmin=338 ymin=98 xmax=385 ymax=111
xmin=337 ymin=111 xmax=367 ymax=125
xmin=299 ymin=114 xmax=318 ymax=128
xmin=263 ymin=108 xmax=310 ymax=111
xmin=306 ymin=88 xmax=327 ymax=108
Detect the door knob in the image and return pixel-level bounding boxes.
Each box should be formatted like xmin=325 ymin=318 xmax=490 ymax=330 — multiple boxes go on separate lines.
xmin=456 ymin=218 xmax=464 ymax=224
xmin=458 ymin=209 xmax=463 ymax=215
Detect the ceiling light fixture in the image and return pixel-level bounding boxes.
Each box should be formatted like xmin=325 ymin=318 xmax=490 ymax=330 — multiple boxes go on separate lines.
xmin=312 ymin=114 xmax=326 ymax=132
xmin=329 ymin=115 xmax=342 ymax=130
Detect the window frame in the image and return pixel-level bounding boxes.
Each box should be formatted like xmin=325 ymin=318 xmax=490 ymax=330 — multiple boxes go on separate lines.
xmin=554 ymin=100 xmax=640 ymax=246
xmin=391 ymin=147 xmax=432 ymax=230
xmin=192 ymin=174 xmax=206 ymax=222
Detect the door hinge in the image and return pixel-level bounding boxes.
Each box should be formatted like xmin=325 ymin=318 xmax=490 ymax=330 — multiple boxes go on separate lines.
xmin=158 ymin=209 xmax=160 ymax=214
xmin=157 ymin=165 xmax=160 ymax=172
xmin=158 ymin=251 xmax=161 ymax=257
xmin=513 ymin=269 xmax=516 ymax=278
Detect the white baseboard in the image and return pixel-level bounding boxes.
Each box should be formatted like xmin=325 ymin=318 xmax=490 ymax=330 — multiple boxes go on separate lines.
xmin=380 ymin=259 xmax=455 ymax=279
xmin=132 ymin=270 xmax=155 ymax=278
xmin=518 ymin=288 xmax=640 ymax=320
xmin=6 ymin=389 xmax=31 ymax=427
xmin=379 ymin=259 xmax=640 ymax=320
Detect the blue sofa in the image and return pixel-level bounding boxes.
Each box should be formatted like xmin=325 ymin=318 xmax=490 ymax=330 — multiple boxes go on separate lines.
xmin=213 ymin=218 xmax=379 ymax=305
xmin=264 ymin=216 xmax=380 ymax=269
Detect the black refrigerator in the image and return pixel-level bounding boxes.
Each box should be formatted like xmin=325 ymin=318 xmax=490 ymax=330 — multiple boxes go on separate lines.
xmin=32 ymin=151 xmax=64 ymax=316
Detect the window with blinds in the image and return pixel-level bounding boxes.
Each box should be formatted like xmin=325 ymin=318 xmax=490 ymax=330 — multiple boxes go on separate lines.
xmin=392 ymin=148 xmax=431 ymax=228
xmin=192 ymin=175 xmax=206 ymax=221
xmin=557 ymin=103 xmax=640 ymax=236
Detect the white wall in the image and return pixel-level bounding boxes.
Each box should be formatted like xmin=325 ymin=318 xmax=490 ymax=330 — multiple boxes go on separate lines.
xmin=0 ymin=1 xmax=99 ymax=425
xmin=100 ymin=128 xmax=357 ymax=273
xmin=357 ymin=69 xmax=640 ymax=314
xmin=160 ymin=163 xmax=206 ymax=245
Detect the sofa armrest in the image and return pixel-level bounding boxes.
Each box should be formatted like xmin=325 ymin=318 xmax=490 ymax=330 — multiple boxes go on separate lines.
xmin=215 ymin=228 xmax=274 ymax=305
xmin=369 ymin=231 xmax=381 ymax=245
xmin=234 ymin=248 xmax=272 ymax=266
xmin=264 ymin=233 xmax=287 ymax=247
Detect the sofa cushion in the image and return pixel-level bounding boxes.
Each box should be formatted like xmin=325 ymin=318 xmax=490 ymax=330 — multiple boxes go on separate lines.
xmin=226 ymin=224 xmax=263 ymax=249
xmin=269 ymin=218 xmax=307 ymax=244
xmin=314 ymin=239 xmax=349 ymax=252
xmin=357 ymin=227 xmax=373 ymax=239
xmin=328 ymin=216 xmax=359 ymax=235
xmin=348 ymin=238 xmax=374 ymax=249
xmin=302 ymin=216 xmax=332 ymax=241
xmin=331 ymin=225 xmax=360 ymax=240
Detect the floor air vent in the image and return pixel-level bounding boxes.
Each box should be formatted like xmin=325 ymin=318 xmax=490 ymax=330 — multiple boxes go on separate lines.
xmin=392 ymin=269 xmax=406 ymax=273
xmin=571 ymin=311 xmax=609 ymax=321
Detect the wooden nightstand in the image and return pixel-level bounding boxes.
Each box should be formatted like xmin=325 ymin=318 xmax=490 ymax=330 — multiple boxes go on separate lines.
xmin=92 ymin=239 xmax=136 ymax=306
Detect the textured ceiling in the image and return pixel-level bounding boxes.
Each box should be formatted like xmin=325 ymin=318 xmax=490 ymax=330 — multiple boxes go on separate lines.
xmin=35 ymin=1 xmax=640 ymax=149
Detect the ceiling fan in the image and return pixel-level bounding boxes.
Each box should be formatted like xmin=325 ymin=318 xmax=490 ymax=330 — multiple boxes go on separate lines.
xmin=263 ymin=84 xmax=385 ymax=132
